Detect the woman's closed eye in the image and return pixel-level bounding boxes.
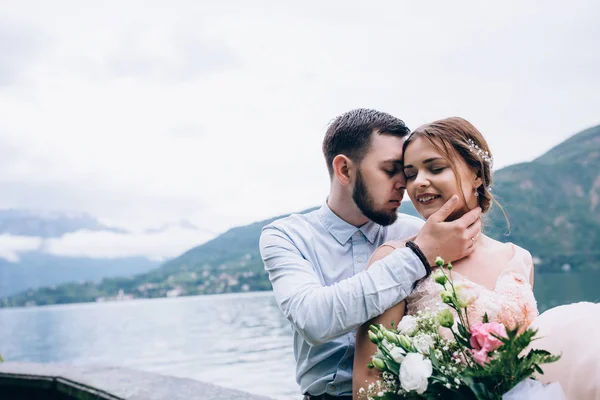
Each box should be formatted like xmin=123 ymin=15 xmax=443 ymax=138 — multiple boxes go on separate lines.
xmin=403 ymin=169 xmax=416 ymax=180
xmin=404 ymin=166 xmax=446 ymax=180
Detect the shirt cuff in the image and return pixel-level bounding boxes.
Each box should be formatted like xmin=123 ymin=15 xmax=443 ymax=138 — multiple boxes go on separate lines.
xmin=392 ymin=247 xmax=427 ymax=282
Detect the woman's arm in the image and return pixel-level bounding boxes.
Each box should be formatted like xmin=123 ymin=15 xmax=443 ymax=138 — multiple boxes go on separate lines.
xmin=353 ymin=243 xmax=408 ymax=399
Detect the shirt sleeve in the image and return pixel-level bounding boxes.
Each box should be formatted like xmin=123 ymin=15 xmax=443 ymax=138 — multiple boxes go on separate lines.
xmin=259 ymin=225 xmax=427 ymax=346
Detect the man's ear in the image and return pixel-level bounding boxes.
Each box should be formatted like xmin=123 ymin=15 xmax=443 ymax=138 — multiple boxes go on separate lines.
xmin=332 ymin=154 xmax=354 ymax=186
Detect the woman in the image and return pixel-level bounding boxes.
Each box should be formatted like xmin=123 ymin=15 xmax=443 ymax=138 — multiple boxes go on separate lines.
xmin=353 ymin=117 xmax=539 ymax=398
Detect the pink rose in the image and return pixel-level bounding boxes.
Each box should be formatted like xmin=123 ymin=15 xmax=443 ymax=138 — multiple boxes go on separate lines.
xmin=469 ymin=322 xmax=507 ymax=365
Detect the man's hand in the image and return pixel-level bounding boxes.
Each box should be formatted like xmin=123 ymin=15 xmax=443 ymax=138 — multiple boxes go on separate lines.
xmin=413 ymin=195 xmax=482 ymax=264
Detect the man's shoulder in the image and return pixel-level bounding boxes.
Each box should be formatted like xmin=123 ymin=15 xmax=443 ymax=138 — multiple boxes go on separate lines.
xmin=385 ymin=213 xmax=424 ymax=238
xmin=261 ymin=208 xmax=320 ymax=236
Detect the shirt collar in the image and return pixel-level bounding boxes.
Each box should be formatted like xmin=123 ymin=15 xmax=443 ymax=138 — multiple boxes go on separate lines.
xmin=359 ymin=220 xmax=381 ymax=244
xmin=317 ymin=201 xmax=381 ymax=245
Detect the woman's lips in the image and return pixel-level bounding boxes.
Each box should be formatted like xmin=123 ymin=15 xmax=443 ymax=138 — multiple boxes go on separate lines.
xmin=416 ymin=193 xmax=442 ymax=205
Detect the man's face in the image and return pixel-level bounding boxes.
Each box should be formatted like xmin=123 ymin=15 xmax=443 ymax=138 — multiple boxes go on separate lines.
xmin=352 ymin=133 xmax=407 ymax=226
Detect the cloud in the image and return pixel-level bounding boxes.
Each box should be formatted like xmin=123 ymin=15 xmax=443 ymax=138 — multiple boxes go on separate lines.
xmin=104 ymin=27 xmax=239 ymax=82
xmin=0 ymin=0 xmax=598 ymax=235
xmin=43 ymin=225 xmax=215 ymax=261
xmin=0 ymin=234 xmax=42 ymax=262
xmin=0 ymin=208 xmax=215 ymax=262
xmin=0 ymin=19 xmax=49 ymax=86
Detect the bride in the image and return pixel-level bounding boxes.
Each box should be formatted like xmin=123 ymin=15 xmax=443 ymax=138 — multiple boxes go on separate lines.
xmin=352 ymin=117 xmax=598 ymax=399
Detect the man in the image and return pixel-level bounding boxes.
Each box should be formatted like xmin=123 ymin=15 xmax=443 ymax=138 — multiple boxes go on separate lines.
xmin=259 ymin=109 xmax=481 ymax=400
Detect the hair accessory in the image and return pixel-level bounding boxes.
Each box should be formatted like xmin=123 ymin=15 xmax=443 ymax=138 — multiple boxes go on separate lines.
xmin=467 ymin=139 xmax=494 ymax=169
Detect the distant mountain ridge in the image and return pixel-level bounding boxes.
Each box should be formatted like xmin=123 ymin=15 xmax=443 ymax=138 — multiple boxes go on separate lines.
xmin=0 ymin=210 xmax=158 ymax=297
xmin=0 ymin=209 xmax=126 ymax=238
xmin=2 ymin=124 xmax=599 ymax=307
xmin=485 ymin=124 xmax=600 ymax=268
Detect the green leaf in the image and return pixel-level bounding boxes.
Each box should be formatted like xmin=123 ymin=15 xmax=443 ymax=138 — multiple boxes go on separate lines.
xmin=534 ymin=365 xmax=544 ymax=374
xmin=383 ymin=357 xmax=400 ymax=376
xmin=457 ymin=324 xmax=472 ymax=345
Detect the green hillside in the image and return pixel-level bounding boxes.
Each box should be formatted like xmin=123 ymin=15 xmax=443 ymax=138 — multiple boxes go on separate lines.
xmin=486 ymin=124 xmax=600 ymax=271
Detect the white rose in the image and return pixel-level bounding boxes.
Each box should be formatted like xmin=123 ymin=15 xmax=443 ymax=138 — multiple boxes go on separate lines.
xmin=454 ymin=282 xmax=479 ymax=308
xmin=397 ymin=315 xmax=417 ymax=336
xmin=389 ymin=346 xmax=406 ymax=363
xmin=412 ymin=333 xmax=435 ymax=355
xmin=400 ymin=353 xmax=433 ymax=394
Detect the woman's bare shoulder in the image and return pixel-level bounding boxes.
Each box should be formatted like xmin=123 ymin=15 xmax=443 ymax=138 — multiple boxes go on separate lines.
xmin=483 ymin=236 xmax=524 ymax=259
xmin=367 ymin=240 xmax=408 ymax=267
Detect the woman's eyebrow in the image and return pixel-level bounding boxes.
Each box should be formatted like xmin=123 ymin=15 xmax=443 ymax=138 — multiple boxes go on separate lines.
xmin=423 ymin=157 xmax=443 ymax=164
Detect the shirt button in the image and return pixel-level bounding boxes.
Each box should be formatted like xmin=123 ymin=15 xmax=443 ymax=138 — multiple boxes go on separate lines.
xmin=340 ymin=363 xmax=348 ymax=369
xmin=330 ymin=384 xmax=337 ymax=391
xmin=357 ymin=256 xmax=364 ymax=263
xmin=354 ymin=231 xmax=361 ymax=237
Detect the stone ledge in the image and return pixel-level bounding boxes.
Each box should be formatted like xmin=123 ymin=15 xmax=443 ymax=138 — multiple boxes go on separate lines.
xmin=0 ymin=362 xmax=275 ymax=400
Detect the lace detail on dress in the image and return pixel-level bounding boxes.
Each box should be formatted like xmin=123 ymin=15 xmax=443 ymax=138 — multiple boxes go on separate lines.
xmin=406 ymin=243 xmax=538 ymax=337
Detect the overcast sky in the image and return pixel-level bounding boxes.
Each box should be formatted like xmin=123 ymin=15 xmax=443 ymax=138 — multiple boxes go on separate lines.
xmin=1 ymin=1 xmax=599 ymax=260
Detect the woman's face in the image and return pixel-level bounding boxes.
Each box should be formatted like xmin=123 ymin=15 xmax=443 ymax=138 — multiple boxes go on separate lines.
xmin=403 ymin=136 xmax=481 ymax=220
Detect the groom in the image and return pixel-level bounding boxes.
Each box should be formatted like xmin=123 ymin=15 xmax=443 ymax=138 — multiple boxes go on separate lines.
xmin=259 ymin=109 xmax=482 ymax=400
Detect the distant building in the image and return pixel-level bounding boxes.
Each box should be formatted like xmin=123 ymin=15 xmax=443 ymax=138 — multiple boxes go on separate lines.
xmin=166 ymin=286 xmax=185 ymax=298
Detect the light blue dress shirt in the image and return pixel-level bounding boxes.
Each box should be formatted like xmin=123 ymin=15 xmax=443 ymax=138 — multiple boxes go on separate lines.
xmin=259 ymin=202 xmax=426 ymax=396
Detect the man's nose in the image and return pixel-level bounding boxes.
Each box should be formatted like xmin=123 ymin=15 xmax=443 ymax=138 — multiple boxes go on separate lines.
xmin=394 ymin=175 xmax=406 ymax=191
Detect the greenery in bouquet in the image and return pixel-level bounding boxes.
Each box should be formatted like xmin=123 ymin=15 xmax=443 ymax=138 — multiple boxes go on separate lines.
xmin=361 ymin=257 xmax=560 ymax=400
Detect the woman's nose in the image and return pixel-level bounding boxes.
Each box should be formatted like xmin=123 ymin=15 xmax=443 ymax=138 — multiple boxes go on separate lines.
xmin=414 ymin=173 xmax=429 ymax=187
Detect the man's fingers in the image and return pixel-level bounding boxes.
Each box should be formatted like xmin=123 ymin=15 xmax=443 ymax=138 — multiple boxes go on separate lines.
xmin=429 ymin=195 xmax=459 ymax=222
xmin=463 ymin=241 xmax=477 ymax=257
xmin=465 ymin=217 xmax=482 ymax=240
xmin=459 ymin=206 xmax=482 ymax=228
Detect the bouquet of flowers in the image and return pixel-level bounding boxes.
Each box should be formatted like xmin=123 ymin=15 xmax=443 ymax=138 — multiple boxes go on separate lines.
xmin=361 ymin=257 xmax=564 ymax=400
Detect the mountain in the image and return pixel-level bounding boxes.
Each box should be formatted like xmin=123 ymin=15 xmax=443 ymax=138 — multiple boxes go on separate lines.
xmin=0 ymin=211 xmax=159 ymax=297
xmin=0 ymin=254 xmax=158 ymax=297
xmin=0 ymin=209 xmax=126 ymax=237
xmin=2 ymin=124 xmax=599 ymax=307
xmin=485 ymin=124 xmax=600 ymax=271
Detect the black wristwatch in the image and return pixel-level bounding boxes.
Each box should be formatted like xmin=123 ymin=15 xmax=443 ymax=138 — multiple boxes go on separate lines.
xmin=406 ymin=241 xmax=432 ymax=276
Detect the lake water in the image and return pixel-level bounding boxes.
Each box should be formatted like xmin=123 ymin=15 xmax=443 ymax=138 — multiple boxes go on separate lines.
xmin=0 ymin=292 xmax=299 ymax=399
xmin=0 ymin=271 xmax=598 ymax=400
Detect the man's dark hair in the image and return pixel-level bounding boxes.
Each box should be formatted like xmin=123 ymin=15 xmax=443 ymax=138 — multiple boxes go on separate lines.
xmin=322 ymin=108 xmax=410 ymax=177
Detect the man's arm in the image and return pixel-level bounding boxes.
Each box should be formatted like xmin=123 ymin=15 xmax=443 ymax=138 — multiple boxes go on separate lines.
xmin=259 ymin=226 xmax=426 ymax=346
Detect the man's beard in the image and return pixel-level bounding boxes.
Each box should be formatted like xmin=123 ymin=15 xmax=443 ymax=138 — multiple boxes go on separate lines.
xmin=352 ymin=169 xmax=398 ymax=226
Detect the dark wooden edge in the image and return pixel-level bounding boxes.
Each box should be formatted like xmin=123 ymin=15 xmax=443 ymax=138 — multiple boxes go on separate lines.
xmin=0 ymin=372 xmax=124 ymax=400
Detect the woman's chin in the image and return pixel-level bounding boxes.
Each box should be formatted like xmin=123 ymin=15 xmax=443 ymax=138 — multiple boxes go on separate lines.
xmin=413 ymin=197 xmax=470 ymax=221
xmin=417 ymin=207 xmax=438 ymax=220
